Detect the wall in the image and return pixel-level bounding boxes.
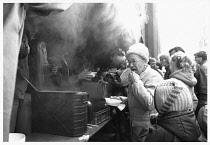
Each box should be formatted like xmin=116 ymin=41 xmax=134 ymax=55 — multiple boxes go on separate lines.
xmin=144 ymin=3 xmax=160 ymax=59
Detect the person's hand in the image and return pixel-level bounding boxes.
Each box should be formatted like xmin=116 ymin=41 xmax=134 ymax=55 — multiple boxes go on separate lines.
xmin=51 ymin=65 xmax=58 ymax=74
xmin=78 ymin=70 xmax=91 ymax=80
xmin=98 ymin=78 xmax=108 ymax=91
xmin=119 ymin=96 xmax=127 ymax=104
xmin=128 ymin=71 xmax=140 ymax=84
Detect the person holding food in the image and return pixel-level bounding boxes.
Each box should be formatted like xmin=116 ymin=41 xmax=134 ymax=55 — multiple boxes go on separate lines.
xmin=120 ymin=43 xmax=163 ymax=141
xmin=99 ymin=48 xmax=130 ymax=141
xmin=101 ymin=48 xmax=130 ymax=98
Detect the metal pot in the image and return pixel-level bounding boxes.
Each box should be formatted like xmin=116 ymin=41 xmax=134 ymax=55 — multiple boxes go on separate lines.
xmin=31 ymin=91 xmax=93 ymax=137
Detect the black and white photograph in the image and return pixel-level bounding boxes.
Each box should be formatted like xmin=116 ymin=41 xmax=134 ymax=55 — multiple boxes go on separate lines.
xmin=2 ymin=0 xmax=209 ymax=142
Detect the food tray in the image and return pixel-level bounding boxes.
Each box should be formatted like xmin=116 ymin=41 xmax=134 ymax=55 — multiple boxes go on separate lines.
xmin=88 ymin=106 xmax=110 ymax=125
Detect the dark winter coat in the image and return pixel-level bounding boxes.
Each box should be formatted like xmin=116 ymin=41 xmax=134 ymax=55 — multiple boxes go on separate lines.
xmin=145 ymin=110 xmax=201 ymax=142
xmin=194 ymin=64 xmax=207 ymax=102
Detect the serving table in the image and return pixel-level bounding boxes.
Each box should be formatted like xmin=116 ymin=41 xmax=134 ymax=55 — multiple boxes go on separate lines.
xmin=26 ymin=118 xmax=111 ymax=142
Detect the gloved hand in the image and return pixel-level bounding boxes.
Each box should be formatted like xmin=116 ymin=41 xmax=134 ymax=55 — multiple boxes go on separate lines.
xmin=51 ymin=65 xmax=58 ymax=74
xmin=128 ymin=71 xmax=140 ymax=84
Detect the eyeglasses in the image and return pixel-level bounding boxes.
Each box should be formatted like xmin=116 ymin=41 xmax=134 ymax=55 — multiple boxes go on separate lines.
xmin=128 ymin=59 xmax=141 ymax=65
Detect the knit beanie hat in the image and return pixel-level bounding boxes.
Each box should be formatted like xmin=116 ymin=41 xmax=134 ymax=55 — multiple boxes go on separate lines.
xmin=126 ymin=43 xmax=149 ymax=63
xmin=155 ymin=78 xmax=193 ymax=115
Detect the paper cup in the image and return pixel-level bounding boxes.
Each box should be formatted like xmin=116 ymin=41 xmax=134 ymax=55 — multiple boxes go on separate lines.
xmin=9 ymin=133 xmax=25 ymax=142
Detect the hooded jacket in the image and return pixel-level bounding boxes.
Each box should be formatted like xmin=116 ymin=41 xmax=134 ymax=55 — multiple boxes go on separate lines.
xmin=169 ymin=69 xmax=198 ymax=110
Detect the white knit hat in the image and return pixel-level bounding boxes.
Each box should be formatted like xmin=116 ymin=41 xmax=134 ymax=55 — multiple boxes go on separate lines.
xmin=155 ymin=78 xmax=193 ymax=115
xmin=126 ymin=43 xmax=149 ymax=63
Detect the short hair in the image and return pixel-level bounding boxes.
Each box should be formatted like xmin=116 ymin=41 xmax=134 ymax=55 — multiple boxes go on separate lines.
xmin=194 ymin=51 xmax=207 ymax=61
xmin=159 ymin=54 xmax=170 ymax=63
xmin=169 ymin=46 xmax=185 ymax=55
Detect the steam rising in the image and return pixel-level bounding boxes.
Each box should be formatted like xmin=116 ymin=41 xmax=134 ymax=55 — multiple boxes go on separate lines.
xmin=27 ymin=3 xmax=147 ymax=72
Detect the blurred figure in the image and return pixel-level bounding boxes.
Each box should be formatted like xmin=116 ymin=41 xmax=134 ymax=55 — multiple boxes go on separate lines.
xmin=169 ymin=52 xmax=198 ymax=111
xmin=48 ymin=54 xmax=69 ymax=89
xmin=28 ymin=41 xmax=59 ymax=91
xmin=107 ymin=48 xmax=131 ymax=141
xmin=194 ymin=51 xmax=207 ymax=77
xmin=97 ymin=48 xmax=130 ymax=141
xmin=78 ymin=58 xmax=95 ymax=81
xmin=155 ymin=61 xmax=162 ymax=70
xmin=145 ymin=78 xmax=202 ymax=142
xmin=148 ymin=57 xmax=157 ymax=69
xmin=3 ymin=3 xmax=71 ymax=141
xmin=158 ymin=54 xmax=170 ymax=79
xmin=197 ymin=104 xmax=207 ymax=139
xmin=10 ymin=34 xmax=30 ymax=133
xmin=110 ymin=48 xmax=127 ymax=70
xmin=102 ymin=48 xmax=129 ymax=97
xmin=194 ymin=51 xmax=207 ymax=117
xmin=120 ymin=43 xmax=163 ymax=141
xmin=148 ymin=57 xmax=164 ymax=78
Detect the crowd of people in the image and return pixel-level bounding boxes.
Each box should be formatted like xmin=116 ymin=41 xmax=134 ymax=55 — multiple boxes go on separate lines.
xmin=124 ymin=44 xmax=208 ymax=141
xmin=103 ymin=43 xmax=207 ymax=142
xmin=97 ymin=42 xmax=207 ymax=142
xmin=3 ymin=4 xmax=207 ymax=142
xmin=11 ymin=39 xmax=207 ymax=142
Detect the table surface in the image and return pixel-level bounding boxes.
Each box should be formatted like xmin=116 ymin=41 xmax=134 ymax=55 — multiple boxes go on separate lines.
xmin=25 ymin=118 xmax=111 ymax=142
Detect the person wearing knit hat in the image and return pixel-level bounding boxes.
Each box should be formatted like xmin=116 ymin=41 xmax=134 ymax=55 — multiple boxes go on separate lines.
xmin=126 ymin=43 xmax=149 ymax=63
xmin=155 ymin=78 xmax=193 ymax=115
xmin=145 ymin=78 xmax=203 ymax=142
xmin=119 ymin=43 xmax=163 ymax=141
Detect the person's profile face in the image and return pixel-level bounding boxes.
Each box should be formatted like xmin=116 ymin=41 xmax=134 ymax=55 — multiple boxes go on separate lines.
xmin=160 ymin=58 xmax=169 ymax=67
xmin=149 ymin=61 xmax=156 ymax=69
xmin=194 ymin=56 xmax=203 ymax=65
